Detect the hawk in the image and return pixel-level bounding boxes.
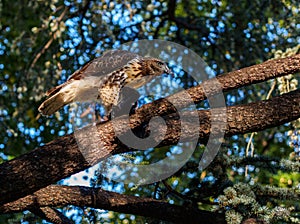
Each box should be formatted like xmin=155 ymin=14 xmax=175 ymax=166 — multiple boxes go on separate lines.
xmin=38 ymin=50 xmax=172 ymax=116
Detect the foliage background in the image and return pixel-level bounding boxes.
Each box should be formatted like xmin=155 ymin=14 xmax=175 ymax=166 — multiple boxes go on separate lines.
xmin=0 ymin=0 xmax=299 ymax=223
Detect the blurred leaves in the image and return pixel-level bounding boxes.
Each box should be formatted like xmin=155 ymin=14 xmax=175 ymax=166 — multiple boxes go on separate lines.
xmin=0 ymin=0 xmax=300 ymax=223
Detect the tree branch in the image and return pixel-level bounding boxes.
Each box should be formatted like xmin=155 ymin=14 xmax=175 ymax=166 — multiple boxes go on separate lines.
xmin=167 ymin=0 xmax=210 ymax=33
xmin=28 ymin=7 xmax=69 ymax=72
xmin=29 ymin=206 xmax=74 ymax=224
xmin=131 ymin=53 xmax=300 ymax=127
xmin=1 ymin=54 xmax=300 ymax=205
xmin=0 ymin=185 xmax=225 ymax=224
xmin=1 ymin=87 xmax=300 ymax=205
xmin=226 ymin=155 xmax=300 ymax=173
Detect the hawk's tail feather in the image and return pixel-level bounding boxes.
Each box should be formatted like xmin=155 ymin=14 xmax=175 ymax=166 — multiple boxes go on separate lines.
xmin=38 ymin=92 xmax=70 ymax=116
xmin=46 ymin=82 xmax=67 ymax=96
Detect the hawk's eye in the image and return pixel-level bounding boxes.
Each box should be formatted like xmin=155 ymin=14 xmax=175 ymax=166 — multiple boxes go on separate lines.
xmin=156 ymin=61 xmax=164 ymax=66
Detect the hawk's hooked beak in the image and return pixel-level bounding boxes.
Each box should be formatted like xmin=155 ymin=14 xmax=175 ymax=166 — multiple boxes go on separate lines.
xmin=164 ymin=65 xmax=174 ymax=77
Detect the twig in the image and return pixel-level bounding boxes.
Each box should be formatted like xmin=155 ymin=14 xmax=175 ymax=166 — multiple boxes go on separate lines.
xmin=245 ymin=132 xmax=255 ymax=176
xmin=28 ymin=7 xmax=69 ymax=72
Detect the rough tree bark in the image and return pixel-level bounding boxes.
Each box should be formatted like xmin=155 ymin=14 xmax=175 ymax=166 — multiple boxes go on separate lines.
xmin=0 ymin=54 xmax=300 ymax=223
xmin=0 ymin=185 xmax=225 ymax=224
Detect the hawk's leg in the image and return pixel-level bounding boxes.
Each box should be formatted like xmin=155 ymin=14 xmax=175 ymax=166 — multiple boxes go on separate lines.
xmin=129 ymin=101 xmax=138 ymax=115
xmin=101 ymin=105 xmax=112 ymax=122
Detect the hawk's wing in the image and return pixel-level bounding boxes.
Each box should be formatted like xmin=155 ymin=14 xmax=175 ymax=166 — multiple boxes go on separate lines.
xmin=46 ymin=50 xmax=140 ymax=96
xmin=69 ymin=50 xmax=140 ymax=80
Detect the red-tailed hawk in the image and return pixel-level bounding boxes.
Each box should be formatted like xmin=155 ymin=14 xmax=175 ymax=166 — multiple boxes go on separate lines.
xmin=38 ymin=50 xmax=172 ymax=116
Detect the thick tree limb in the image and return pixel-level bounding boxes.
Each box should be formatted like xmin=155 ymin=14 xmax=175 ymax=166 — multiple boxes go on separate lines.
xmin=1 ymin=88 xmax=300 ymax=205
xmin=0 ymin=54 xmax=300 ymax=205
xmin=130 ymin=53 xmax=300 ymax=127
xmin=0 ymin=185 xmax=225 ymax=224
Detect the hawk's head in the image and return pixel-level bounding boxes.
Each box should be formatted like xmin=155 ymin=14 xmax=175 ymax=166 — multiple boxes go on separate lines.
xmin=144 ymin=58 xmax=173 ymax=77
xmin=123 ymin=56 xmax=173 ymax=89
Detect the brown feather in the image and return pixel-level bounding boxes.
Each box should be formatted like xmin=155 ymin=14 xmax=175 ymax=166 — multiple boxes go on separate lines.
xmin=66 ymin=61 xmax=91 ymax=81
xmin=38 ymin=92 xmax=67 ymax=116
xmin=46 ymin=83 xmax=66 ymax=96
xmin=45 ymin=64 xmax=87 ymax=97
